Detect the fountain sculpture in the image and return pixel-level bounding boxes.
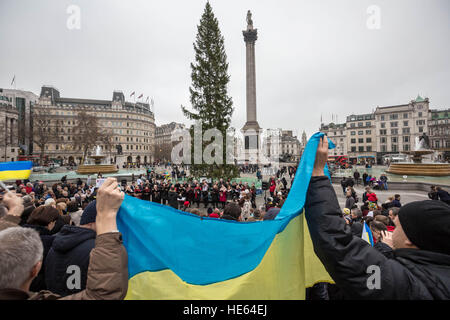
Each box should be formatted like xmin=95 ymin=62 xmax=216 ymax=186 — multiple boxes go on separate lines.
xmin=386 ymin=133 xmax=450 ymax=177
xmin=76 ymin=145 xmax=119 ymax=174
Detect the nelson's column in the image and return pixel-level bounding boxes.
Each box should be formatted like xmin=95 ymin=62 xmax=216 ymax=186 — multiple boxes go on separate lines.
xmin=241 ymin=10 xmax=261 ymax=163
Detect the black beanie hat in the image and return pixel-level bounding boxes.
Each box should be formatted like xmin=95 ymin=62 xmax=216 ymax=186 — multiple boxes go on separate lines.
xmin=80 ymin=200 xmax=97 ymax=225
xmin=398 ymin=200 xmax=450 ymax=255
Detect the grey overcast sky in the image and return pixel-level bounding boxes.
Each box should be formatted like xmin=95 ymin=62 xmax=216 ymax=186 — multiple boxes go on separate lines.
xmin=1 ymin=0 xmax=449 ymax=139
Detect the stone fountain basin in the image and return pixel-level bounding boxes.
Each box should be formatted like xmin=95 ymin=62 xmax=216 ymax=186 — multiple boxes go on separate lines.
xmin=76 ymin=164 xmax=118 ymax=174
xmin=386 ymin=163 xmax=450 ymax=177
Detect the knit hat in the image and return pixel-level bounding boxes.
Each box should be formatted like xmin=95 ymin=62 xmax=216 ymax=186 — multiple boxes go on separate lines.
xmin=207 ymin=207 xmax=213 ymax=215
xmin=80 ymin=200 xmax=97 ymax=225
xmin=184 ymin=201 xmax=190 ymax=207
xmin=398 ymin=200 xmax=450 ymax=255
xmin=343 ymin=208 xmax=351 ymax=216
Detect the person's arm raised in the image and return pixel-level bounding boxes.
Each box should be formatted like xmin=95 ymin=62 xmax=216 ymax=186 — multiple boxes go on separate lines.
xmin=1 ymin=191 xmax=24 ymax=228
xmin=62 ymin=178 xmax=128 ymax=300
xmin=305 ymin=136 xmax=397 ymax=299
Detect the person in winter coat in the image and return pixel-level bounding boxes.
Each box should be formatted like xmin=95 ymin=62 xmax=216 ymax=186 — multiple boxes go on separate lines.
xmin=344 ymin=190 xmax=355 ymax=210
xmin=168 ymin=187 xmax=179 ymax=210
xmin=67 ymin=201 xmax=83 ymax=226
xmin=436 ymin=187 xmax=450 ymax=205
xmin=22 ymin=206 xmax=60 ymax=292
xmin=0 ymin=177 xmax=128 ymax=300
xmin=44 ymin=201 xmax=99 ymax=296
xmin=353 ymin=170 xmax=360 ymax=185
xmin=428 ymin=186 xmax=439 ymax=201
xmin=305 ymin=136 xmax=450 ymax=299
xmin=366 ymin=190 xmax=378 ymax=203
xmin=392 ymin=194 xmax=402 ymax=207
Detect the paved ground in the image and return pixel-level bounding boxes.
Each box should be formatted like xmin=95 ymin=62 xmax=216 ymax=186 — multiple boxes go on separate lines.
xmin=332 ymin=183 xmax=429 ymax=209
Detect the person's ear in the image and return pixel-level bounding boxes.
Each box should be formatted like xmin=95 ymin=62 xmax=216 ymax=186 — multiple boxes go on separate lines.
xmin=31 ymin=261 xmax=42 ymax=279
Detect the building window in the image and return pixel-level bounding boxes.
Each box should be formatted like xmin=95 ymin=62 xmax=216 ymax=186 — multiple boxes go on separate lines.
xmin=392 ymin=137 xmax=398 ymax=143
xmin=418 ymin=112 xmax=422 ymax=117
xmin=403 ymin=136 xmax=410 ymax=143
xmin=366 ymin=122 xmax=371 ymax=126
xmin=366 ymin=130 xmax=371 ymax=134
xmin=380 ymin=129 xmax=387 ymax=135
xmin=351 ymin=146 xmax=356 ymax=152
xmin=351 ymin=131 xmax=356 ymax=135
xmin=380 ymin=137 xmax=386 ymax=143
xmin=389 ymin=114 xmax=399 ymax=120
xmin=351 ymin=138 xmax=356 ymax=143
xmin=358 ymin=146 xmax=364 ymax=152
xmin=390 ymin=122 xmax=398 ymax=127
xmin=350 ymin=123 xmax=355 ymax=128
xmin=358 ymin=138 xmax=364 ymax=143
xmin=358 ymin=122 xmax=363 ymax=127
xmin=403 ymin=144 xmax=410 ymax=151
xmin=416 ymin=120 xmax=425 ymax=126
xmin=381 ymin=145 xmax=387 ymax=152
xmin=391 ymin=129 xmax=398 ymax=135
xmin=381 ymin=123 xmax=385 ymax=128
xmin=403 ymin=121 xmax=409 ymax=126
xmin=392 ymin=145 xmax=398 ymax=152
xmin=380 ymin=115 xmax=385 ymax=121
xmin=403 ymin=113 xmax=408 ymax=119
xmin=419 ymin=127 xmax=423 ymax=133
xmin=366 ymin=138 xmax=372 ymax=143
xmin=366 ymin=146 xmax=372 ymax=152
xmin=402 ymin=128 xmax=410 ymax=134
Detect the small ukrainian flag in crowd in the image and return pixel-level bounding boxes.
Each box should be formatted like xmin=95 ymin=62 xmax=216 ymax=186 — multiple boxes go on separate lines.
xmin=0 ymin=161 xmax=33 ymax=181
xmin=362 ymin=221 xmax=374 ymax=246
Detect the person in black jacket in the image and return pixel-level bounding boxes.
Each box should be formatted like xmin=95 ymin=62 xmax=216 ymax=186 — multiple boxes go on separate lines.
xmin=305 ymin=136 xmax=450 ymax=299
xmin=436 ymin=186 xmax=450 ymax=205
xmin=44 ymin=201 xmax=97 ymax=296
xmin=167 ymin=187 xmax=179 ymax=210
xmin=23 ymin=206 xmax=60 ymax=292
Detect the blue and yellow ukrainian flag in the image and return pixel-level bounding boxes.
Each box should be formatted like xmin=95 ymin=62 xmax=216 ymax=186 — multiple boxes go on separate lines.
xmin=117 ymin=132 xmax=335 ymax=299
xmin=0 ymin=161 xmax=32 ymax=181
xmin=362 ymin=221 xmax=374 ymax=246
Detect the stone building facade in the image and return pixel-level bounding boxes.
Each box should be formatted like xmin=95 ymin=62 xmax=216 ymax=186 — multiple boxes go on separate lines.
xmin=32 ymin=86 xmax=155 ymax=165
xmin=155 ymin=122 xmax=186 ymax=146
xmin=374 ymin=96 xmax=429 ymax=163
xmin=0 ymin=93 xmax=19 ymax=162
xmin=428 ymin=108 xmax=450 ymax=161
xmin=346 ymin=113 xmax=376 ymax=163
xmin=318 ymin=96 xmax=449 ymax=164
xmin=263 ymin=129 xmax=301 ymax=162
xmin=320 ymin=123 xmax=347 ymax=157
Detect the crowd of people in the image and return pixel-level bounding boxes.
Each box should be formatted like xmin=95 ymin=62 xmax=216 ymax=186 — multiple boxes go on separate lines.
xmin=0 ymin=168 xmax=294 ymax=299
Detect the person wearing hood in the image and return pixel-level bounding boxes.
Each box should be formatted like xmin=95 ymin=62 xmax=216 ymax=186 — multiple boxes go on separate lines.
xmin=44 ymin=201 xmax=98 ymax=296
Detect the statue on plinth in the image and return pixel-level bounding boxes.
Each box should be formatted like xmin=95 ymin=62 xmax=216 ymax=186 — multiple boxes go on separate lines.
xmin=247 ymin=10 xmax=253 ymax=29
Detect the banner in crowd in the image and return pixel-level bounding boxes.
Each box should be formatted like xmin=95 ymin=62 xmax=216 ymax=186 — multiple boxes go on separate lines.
xmin=117 ymin=132 xmax=335 ymax=299
xmin=0 ymin=161 xmax=32 ymax=181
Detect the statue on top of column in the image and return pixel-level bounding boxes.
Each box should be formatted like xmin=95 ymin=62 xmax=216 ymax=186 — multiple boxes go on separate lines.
xmin=247 ymin=10 xmax=253 ymax=29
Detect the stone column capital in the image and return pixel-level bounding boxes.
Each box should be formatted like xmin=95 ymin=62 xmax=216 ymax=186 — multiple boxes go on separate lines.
xmin=243 ymin=29 xmax=258 ymax=43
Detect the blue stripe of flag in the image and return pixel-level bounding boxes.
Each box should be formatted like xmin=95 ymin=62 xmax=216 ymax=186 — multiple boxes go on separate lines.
xmin=0 ymin=161 xmax=33 ymax=172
